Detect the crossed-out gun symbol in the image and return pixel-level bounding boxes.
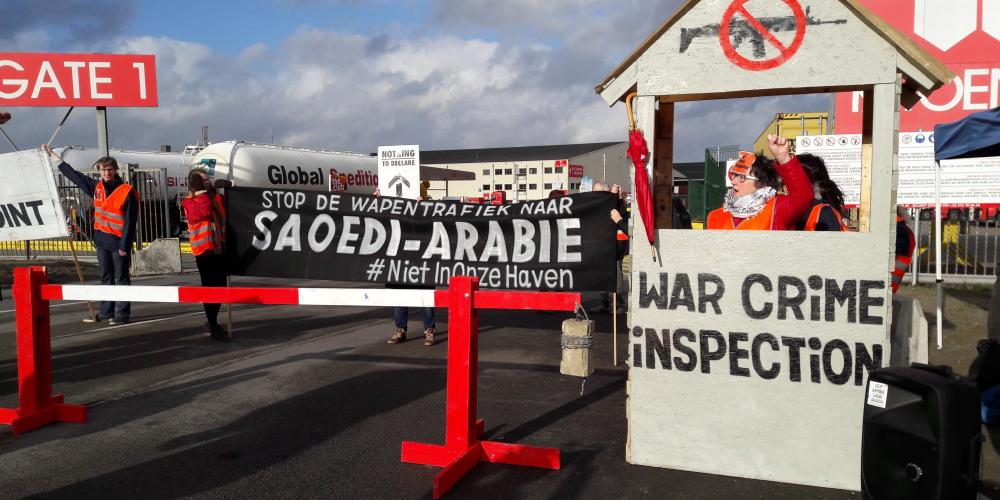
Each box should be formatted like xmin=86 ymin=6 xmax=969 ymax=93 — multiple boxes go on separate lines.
xmin=679 ymin=6 xmax=847 ymax=57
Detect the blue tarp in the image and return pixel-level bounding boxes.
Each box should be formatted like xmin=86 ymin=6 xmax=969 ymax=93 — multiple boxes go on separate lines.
xmin=934 ymin=107 xmax=1000 ymax=161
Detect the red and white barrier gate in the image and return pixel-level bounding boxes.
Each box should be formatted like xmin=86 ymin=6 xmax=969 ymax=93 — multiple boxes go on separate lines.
xmin=1 ymin=266 xmax=579 ymax=498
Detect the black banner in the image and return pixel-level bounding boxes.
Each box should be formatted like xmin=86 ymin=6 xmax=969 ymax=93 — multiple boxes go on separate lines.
xmin=225 ymin=188 xmax=618 ymax=291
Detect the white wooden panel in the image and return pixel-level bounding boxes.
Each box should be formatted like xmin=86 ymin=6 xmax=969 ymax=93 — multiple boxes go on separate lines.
xmin=637 ymin=0 xmax=897 ymax=96
xmin=628 ymin=229 xmax=890 ymax=491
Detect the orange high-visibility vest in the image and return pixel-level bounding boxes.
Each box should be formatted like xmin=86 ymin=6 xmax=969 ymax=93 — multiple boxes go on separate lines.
xmin=93 ymin=182 xmax=137 ymax=237
xmin=188 ymin=194 xmax=226 ymax=256
xmin=892 ymin=216 xmax=916 ymax=293
xmin=804 ymin=203 xmax=850 ymax=231
xmin=707 ymin=197 xmax=777 ymax=230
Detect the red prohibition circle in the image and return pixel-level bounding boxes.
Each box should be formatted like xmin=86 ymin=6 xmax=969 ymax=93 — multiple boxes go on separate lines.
xmin=720 ymin=0 xmax=807 ymax=71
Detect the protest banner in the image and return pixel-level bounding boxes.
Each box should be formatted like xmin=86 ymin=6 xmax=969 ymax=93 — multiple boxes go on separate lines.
xmin=0 ymin=149 xmax=68 ymax=241
xmin=225 ymin=188 xmax=618 ymax=291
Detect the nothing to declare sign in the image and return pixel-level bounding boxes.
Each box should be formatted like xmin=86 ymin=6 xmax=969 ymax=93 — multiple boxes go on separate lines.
xmin=377 ymin=145 xmax=420 ymax=199
xmin=0 ymin=149 xmax=68 ymax=241
xmin=226 ymin=188 xmax=618 ymax=291
xmin=0 ymin=52 xmax=157 ymax=107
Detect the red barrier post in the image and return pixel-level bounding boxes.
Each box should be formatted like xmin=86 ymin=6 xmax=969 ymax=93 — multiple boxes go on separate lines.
xmin=401 ymin=276 xmax=560 ymax=498
xmin=0 ymin=267 xmax=86 ymax=434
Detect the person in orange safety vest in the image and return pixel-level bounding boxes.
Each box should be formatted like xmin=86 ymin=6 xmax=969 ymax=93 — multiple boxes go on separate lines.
xmin=706 ymin=135 xmax=812 ymax=231
xmin=796 ymin=153 xmax=850 ymax=232
xmin=181 ymin=168 xmax=231 ymax=342
xmin=893 ymin=207 xmax=917 ymax=293
xmin=44 ymin=144 xmax=138 ymax=325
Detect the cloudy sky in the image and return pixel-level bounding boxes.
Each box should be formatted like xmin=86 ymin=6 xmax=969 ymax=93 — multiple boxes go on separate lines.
xmin=0 ymin=0 xmax=828 ymax=161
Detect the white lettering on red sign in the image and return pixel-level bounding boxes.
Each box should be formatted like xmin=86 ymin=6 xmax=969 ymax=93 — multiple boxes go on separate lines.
xmin=0 ymin=53 xmax=157 ymax=107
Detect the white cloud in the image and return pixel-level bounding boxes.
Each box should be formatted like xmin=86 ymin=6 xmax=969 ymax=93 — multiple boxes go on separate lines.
xmin=0 ymin=1 xmax=829 ymax=162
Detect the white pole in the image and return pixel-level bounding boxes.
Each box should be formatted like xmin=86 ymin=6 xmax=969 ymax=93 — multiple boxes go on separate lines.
xmin=935 ymin=160 xmax=943 ymax=350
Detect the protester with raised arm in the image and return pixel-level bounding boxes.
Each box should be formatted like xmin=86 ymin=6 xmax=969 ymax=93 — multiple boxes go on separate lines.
xmin=43 ymin=143 xmax=138 ymax=325
xmin=706 ymin=135 xmax=812 ymax=231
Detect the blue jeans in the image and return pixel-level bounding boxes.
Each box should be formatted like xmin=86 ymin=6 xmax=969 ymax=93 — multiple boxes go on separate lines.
xmin=394 ymin=307 xmax=435 ymax=331
xmin=96 ymin=247 xmax=131 ymax=321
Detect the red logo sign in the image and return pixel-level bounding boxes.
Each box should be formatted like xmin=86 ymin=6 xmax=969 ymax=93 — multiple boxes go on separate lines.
xmin=568 ymin=164 xmax=584 ymax=178
xmin=720 ymin=0 xmax=807 ymax=71
xmin=834 ymin=0 xmax=1000 ymax=133
xmin=0 ymin=52 xmax=157 ymax=107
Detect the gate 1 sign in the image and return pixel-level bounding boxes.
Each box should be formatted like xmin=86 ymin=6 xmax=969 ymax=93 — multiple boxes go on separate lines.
xmin=0 ymin=53 xmax=157 ymax=107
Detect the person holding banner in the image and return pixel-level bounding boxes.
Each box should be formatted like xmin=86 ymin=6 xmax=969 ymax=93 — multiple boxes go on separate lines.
xmin=44 ymin=144 xmax=138 ymax=325
xmin=706 ymin=135 xmax=811 ymax=231
xmin=181 ymin=169 xmax=231 ymax=342
xmin=796 ymin=153 xmax=849 ymax=232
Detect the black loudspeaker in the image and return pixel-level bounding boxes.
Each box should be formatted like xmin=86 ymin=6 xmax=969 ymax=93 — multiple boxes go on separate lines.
xmin=861 ymin=364 xmax=982 ymax=499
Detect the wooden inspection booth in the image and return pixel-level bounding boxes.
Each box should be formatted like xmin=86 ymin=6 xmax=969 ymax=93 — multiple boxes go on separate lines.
xmin=595 ymin=0 xmax=953 ymax=491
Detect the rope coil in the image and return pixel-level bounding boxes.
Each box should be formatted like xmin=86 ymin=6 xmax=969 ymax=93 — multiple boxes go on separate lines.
xmin=561 ymin=334 xmax=593 ymax=349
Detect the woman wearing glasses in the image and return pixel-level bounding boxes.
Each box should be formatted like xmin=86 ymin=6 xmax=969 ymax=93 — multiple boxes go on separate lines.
xmin=706 ymin=135 xmax=812 ymax=231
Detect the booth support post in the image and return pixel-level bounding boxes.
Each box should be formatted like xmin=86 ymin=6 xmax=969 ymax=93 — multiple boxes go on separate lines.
xmin=654 ymin=99 xmax=674 ymax=229
xmin=0 ymin=267 xmax=87 ymax=434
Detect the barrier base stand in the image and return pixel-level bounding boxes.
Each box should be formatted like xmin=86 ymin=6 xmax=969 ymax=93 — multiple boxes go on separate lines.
xmin=0 ymin=394 xmax=87 ymax=435
xmin=402 ymin=417 xmax=560 ymax=499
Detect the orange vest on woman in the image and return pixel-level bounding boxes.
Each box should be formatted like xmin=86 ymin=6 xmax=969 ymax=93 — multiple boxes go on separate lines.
xmin=188 ymin=194 xmax=227 ymax=256
xmin=892 ymin=216 xmax=916 ymax=293
xmin=93 ymin=182 xmax=137 ymax=237
xmin=803 ymin=203 xmax=850 ymax=231
xmin=706 ymin=197 xmax=777 ymax=230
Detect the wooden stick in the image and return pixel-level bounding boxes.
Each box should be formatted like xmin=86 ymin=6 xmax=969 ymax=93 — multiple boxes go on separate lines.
xmin=612 ymin=292 xmax=618 ymax=366
xmin=226 ymin=275 xmax=233 ymax=339
xmin=67 ymin=209 xmax=97 ymax=321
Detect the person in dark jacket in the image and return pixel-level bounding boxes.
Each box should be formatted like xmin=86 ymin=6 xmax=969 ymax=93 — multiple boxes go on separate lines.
xmin=44 ymin=144 xmax=138 ymax=325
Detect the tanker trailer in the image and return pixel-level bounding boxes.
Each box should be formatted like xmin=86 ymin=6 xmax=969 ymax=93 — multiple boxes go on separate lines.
xmin=55 ymin=145 xmax=192 ymax=238
xmin=189 ymin=141 xmax=380 ymax=194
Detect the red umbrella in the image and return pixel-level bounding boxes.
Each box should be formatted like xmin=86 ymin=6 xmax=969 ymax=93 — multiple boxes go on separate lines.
xmin=625 ymin=92 xmax=655 ymax=247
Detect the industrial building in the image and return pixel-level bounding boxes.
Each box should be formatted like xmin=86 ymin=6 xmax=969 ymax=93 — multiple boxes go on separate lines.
xmin=422 ymin=142 xmax=630 ymax=201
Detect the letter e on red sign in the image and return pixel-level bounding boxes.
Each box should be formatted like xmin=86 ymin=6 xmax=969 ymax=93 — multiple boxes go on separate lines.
xmin=0 ymin=52 xmax=157 ymax=107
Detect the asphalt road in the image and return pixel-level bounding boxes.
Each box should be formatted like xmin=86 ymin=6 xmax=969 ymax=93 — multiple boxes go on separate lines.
xmin=0 ymin=271 xmax=858 ymax=499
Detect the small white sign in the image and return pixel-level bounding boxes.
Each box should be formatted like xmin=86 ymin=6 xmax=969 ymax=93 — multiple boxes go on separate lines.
xmin=377 ymin=145 xmax=420 ymax=199
xmin=866 ymin=381 xmax=888 ymax=408
xmin=0 ymin=148 xmax=69 ymax=241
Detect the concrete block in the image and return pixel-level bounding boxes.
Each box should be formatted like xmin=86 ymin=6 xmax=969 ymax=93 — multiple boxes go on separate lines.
xmin=561 ymin=318 xmax=594 ymax=377
xmin=132 ymin=238 xmax=182 ymax=276
xmin=890 ymin=296 xmax=929 ymax=367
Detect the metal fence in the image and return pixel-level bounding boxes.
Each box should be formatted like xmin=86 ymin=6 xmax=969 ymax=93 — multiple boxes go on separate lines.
xmin=0 ymin=165 xmax=173 ymax=261
xmin=910 ymin=208 xmax=1000 ymax=284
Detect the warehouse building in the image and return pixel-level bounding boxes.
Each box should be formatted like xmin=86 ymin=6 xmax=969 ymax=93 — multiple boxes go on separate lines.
xmin=422 ymin=142 xmax=630 ymax=202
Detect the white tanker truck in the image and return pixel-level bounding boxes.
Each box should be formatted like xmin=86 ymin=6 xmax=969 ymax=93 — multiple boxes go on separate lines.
xmin=188 ymin=141 xmax=381 ymax=194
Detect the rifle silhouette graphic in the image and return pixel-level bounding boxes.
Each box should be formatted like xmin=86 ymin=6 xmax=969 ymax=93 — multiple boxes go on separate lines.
xmin=679 ymin=6 xmax=846 ymax=57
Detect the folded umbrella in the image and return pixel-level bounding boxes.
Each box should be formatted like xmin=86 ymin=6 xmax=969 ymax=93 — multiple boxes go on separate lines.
xmin=625 ymin=92 xmax=655 ymax=247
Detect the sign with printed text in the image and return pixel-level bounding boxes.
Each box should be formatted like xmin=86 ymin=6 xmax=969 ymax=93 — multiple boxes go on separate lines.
xmin=628 ymin=230 xmax=890 ymax=491
xmin=225 ymin=188 xmax=618 ymax=291
xmin=0 ymin=149 xmax=69 ymax=241
xmin=0 ymin=52 xmax=157 ymax=107
xmin=377 ymin=145 xmax=420 ymax=199
xmin=797 ymin=133 xmax=1000 ymax=207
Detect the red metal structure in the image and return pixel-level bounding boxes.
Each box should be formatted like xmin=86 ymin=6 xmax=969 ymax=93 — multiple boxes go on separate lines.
xmin=401 ymin=277 xmax=571 ymax=498
xmin=1 ymin=267 xmax=578 ymax=497
xmin=0 ymin=267 xmax=87 ymax=433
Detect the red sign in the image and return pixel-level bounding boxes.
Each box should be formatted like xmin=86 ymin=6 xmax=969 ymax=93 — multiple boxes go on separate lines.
xmin=568 ymin=164 xmax=584 ymax=178
xmin=0 ymin=53 xmax=157 ymax=107
xmin=834 ymin=1 xmax=999 ymax=133
xmin=720 ymin=0 xmax=806 ymax=71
